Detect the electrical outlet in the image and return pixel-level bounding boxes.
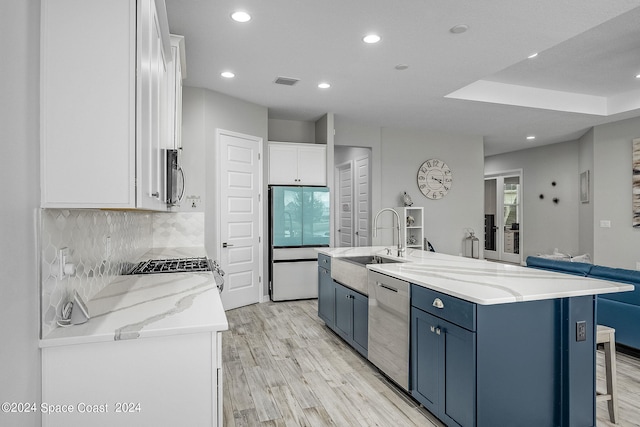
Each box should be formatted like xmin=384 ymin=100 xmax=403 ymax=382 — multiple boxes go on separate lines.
xmin=576 ymin=321 xmax=587 ymax=342
xmin=599 ymin=220 xmax=611 ymax=228
xmin=58 ymin=247 xmax=69 ymax=279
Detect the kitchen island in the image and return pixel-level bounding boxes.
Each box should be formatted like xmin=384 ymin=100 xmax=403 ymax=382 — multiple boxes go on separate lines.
xmin=39 ymin=247 xmax=228 ymax=427
xmin=317 ymin=247 xmax=633 ymax=427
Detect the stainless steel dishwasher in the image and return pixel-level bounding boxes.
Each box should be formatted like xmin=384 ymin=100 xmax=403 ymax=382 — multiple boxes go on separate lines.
xmin=367 ymin=270 xmax=410 ymax=391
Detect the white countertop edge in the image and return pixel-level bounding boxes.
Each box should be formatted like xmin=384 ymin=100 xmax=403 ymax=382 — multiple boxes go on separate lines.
xmin=39 ymin=322 xmax=229 ymax=348
xmin=319 ymin=246 xmax=634 ymax=305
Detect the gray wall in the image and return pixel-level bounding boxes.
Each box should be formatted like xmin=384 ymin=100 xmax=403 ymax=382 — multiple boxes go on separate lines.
xmin=578 ymin=129 xmax=595 ymax=257
xmin=0 ymin=0 xmax=42 ymax=425
xmin=380 ymin=128 xmax=485 ymax=256
xmin=485 ymin=141 xmax=581 ymax=259
xmin=182 ymin=86 xmax=269 ymax=296
xmin=268 ymin=118 xmax=316 ymax=143
xmin=593 ymin=116 xmax=640 ymax=269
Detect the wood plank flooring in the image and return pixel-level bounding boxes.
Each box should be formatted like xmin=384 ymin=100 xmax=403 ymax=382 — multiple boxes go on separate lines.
xmin=222 ymin=299 xmax=640 ymax=427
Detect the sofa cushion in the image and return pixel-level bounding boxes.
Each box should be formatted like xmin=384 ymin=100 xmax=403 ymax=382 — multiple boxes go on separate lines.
xmin=525 ymin=256 xmax=592 ymax=276
xmin=590 ymin=265 xmax=640 ymax=305
xmin=597 ymin=298 xmax=640 ymax=351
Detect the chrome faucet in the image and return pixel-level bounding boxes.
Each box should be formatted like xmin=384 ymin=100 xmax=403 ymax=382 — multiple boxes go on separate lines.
xmin=373 ymin=208 xmax=405 ymax=257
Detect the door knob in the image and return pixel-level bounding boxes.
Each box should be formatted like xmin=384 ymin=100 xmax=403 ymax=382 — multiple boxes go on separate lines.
xmin=222 ymin=242 xmax=234 ymax=248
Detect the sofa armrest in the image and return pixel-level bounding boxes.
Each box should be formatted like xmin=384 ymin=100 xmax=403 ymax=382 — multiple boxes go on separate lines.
xmin=525 ymin=256 xmax=592 ymax=276
xmin=591 ymin=265 xmax=640 ymax=305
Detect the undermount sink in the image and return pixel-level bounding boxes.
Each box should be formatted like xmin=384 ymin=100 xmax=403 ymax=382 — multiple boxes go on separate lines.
xmin=331 ymin=255 xmax=405 ymax=295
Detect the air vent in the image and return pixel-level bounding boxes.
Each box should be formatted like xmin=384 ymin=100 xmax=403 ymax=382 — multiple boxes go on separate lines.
xmin=274 ymin=76 xmax=299 ymax=86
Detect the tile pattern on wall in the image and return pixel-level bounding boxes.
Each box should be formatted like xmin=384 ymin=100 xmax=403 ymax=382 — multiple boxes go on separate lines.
xmin=152 ymin=212 xmax=205 ymax=248
xmin=40 ymin=209 xmax=153 ymax=338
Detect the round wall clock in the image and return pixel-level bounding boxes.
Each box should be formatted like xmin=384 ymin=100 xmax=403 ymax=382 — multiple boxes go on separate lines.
xmin=417 ymin=159 xmax=452 ymax=200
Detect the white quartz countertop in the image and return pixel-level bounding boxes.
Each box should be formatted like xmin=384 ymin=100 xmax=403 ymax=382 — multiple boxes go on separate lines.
xmin=317 ymin=247 xmax=634 ymax=305
xmin=40 ymin=247 xmax=228 ymax=348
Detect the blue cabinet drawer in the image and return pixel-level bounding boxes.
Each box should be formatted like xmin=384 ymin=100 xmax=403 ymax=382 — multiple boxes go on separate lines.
xmin=318 ymin=253 xmax=331 ymax=270
xmin=411 ymin=284 xmax=476 ymax=331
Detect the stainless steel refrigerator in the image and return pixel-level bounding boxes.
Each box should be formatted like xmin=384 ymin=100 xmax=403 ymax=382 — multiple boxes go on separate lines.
xmin=269 ymin=186 xmax=330 ymax=301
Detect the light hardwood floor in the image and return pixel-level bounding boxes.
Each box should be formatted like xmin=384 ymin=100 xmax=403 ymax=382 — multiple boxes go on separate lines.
xmin=222 ymin=299 xmax=640 ymax=427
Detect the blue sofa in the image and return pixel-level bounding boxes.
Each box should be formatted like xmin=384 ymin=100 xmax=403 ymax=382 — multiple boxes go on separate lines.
xmin=526 ymin=256 xmax=640 ymax=351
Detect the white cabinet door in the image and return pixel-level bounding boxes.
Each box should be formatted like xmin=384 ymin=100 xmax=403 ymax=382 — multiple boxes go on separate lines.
xmin=268 ymin=143 xmax=299 ymax=184
xmin=297 ymin=145 xmax=327 ymax=185
xmin=42 ymin=332 xmax=220 ymax=427
xmin=41 ymin=0 xmax=136 ymax=208
xmin=167 ymin=35 xmax=185 ymax=150
xmin=136 ymin=0 xmax=168 ymax=210
xmin=41 ymin=0 xmax=171 ymax=210
xmin=268 ymin=142 xmax=327 ymax=185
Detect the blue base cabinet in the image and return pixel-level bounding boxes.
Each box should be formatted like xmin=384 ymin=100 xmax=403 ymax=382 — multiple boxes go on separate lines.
xmin=317 ymin=255 xmax=368 ymax=357
xmin=412 ymin=308 xmax=475 ymax=427
xmin=411 ymin=284 xmax=596 ymax=427
xmin=334 ymin=282 xmax=368 ymax=357
xmin=318 ymin=261 xmax=335 ymax=328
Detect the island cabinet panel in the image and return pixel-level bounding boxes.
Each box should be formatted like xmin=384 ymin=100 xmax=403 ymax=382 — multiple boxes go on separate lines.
xmin=318 ymin=262 xmax=335 ymax=328
xmin=411 ymin=283 xmax=597 ymax=427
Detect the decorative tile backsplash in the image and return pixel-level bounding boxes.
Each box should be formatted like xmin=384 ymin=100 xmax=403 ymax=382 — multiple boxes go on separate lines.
xmin=40 ymin=210 xmax=205 ymax=338
xmin=153 ymin=212 xmax=205 ymax=248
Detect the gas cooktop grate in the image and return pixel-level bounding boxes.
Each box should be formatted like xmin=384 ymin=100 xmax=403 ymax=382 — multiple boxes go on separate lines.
xmin=127 ymin=257 xmax=212 ymax=275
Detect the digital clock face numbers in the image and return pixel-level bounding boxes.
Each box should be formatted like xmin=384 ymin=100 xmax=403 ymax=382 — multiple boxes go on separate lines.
xmin=417 ymin=159 xmax=452 ymax=199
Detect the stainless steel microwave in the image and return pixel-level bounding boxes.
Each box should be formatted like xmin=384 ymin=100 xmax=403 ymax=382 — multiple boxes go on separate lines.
xmin=165 ymin=149 xmax=185 ymax=206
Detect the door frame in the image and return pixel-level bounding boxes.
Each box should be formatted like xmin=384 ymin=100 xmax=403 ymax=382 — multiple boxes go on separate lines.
xmin=335 ymin=160 xmax=354 ymax=247
xmin=484 ymin=169 xmax=523 ymax=264
xmin=215 ymin=128 xmax=264 ymax=307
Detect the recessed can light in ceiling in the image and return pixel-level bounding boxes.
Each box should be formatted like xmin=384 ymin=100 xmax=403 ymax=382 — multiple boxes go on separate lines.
xmin=231 ymin=11 xmax=251 ymax=22
xmin=363 ymin=34 xmax=381 ymax=44
xmin=318 ymin=82 xmax=331 ymax=89
xmin=526 ymin=135 xmax=536 ymax=140
xmin=636 ymin=74 xmax=640 ymax=79
xmin=221 ymin=71 xmax=235 ymax=78
xmin=395 ymin=64 xmax=409 ymax=71
xmin=450 ymin=24 xmax=468 ymax=34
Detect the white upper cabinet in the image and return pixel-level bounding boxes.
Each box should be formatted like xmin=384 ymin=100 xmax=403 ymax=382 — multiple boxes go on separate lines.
xmin=41 ymin=0 xmax=174 ymax=210
xmin=268 ymin=142 xmax=327 ymax=185
xmin=167 ymin=35 xmax=186 ymax=150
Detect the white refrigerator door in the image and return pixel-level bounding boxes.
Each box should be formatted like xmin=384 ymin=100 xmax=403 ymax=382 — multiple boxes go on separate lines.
xmin=272 ymin=260 xmax=318 ymax=301
xmin=271 ymin=248 xmax=319 ymax=301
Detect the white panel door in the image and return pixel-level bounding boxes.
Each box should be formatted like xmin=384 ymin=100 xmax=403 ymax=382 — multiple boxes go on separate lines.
xmin=355 ymin=155 xmax=370 ymax=246
xmin=336 ymin=161 xmax=353 ymax=247
xmin=218 ymin=130 xmax=263 ymax=310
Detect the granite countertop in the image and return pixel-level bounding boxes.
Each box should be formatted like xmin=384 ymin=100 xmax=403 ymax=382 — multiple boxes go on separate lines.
xmin=317 ymin=247 xmax=634 ymax=305
xmin=40 ymin=247 xmax=228 ymax=348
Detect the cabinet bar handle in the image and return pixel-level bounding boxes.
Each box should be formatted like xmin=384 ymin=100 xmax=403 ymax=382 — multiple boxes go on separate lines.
xmin=379 ymin=284 xmax=398 ymax=293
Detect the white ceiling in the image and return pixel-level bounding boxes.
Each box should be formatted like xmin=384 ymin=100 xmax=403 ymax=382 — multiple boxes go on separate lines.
xmin=165 ymin=0 xmax=640 ymax=156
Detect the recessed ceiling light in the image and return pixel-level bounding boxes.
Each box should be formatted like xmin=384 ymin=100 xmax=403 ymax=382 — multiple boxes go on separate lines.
xmin=636 ymin=74 xmax=640 ymax=79
xmin=363 ymin=34 xmax=381 ymax=44
xmin=450 ymin=24 xmax=469 ymax=34
xmin=231 ymin=11 xmax=251 ymax=23
xmin=395 ymin=64 xmax=409 ymax=71
xmin=221 ymin=71 xmax=235 ymax=78
xmin=526 ymin=135 xmax=536 ymax=140
xmin=528 ymin=53 xmax=538 ymax=59
xmin=318 ymin=82 xmax=331 ymax=89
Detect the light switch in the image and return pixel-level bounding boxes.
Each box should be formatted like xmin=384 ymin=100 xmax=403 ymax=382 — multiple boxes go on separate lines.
xmin=599 ymin=220 xmax=611 ymax=228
